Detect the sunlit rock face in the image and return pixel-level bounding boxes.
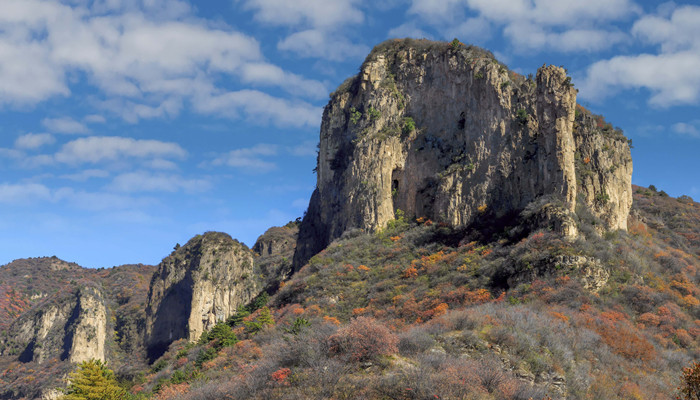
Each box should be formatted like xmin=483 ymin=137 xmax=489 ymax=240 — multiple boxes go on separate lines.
xmin=295 ymin=39 xmax=632 ymax=268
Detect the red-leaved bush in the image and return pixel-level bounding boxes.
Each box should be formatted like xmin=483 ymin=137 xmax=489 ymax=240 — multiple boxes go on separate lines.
xmin=328 ymin=316 xmax=398 ymax=362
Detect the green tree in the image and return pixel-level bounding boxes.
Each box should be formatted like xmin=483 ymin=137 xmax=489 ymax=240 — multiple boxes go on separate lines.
xmin=244 ymin=306 xmax=275 ymax=334
xmin=61 ymin=359 xmax=128 ymax=400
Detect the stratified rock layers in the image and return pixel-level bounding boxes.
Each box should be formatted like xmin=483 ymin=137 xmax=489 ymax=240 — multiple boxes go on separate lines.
xmin=295 ymin=39 xmax=632 ymax=268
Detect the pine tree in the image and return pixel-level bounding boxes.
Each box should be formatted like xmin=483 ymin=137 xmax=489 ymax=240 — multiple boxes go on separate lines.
xmin=244 ymin=306 xmax=275 ymax=334
xmin=257 ymin=306 xmax=274 ymax=327
xmin=61 ymin=359 xmax=128 ymax=400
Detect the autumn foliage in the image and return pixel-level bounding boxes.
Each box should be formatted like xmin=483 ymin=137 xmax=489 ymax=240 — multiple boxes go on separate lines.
xmin=328 ymin=317 xmax=398 ymax=362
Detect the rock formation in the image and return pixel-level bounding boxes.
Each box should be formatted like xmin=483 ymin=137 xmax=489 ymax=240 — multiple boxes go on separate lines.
xmin=253 ymin=223 xmax=299 ymax=288
xmin=295 ymin=39 xmax=632 ymax=268
xmin=145 ymin=232 xmax=259 ymax=361
xmin=1 ymin=285 xmax=107 ymax=364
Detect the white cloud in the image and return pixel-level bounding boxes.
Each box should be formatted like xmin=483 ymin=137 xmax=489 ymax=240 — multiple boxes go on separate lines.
xmin=277 ymin=30 xmax=370 ymax=61
xmin=465 ymin=0 xmax=639 ymax=26
xmin=0 ymin=148 xmax=24 ymax=159
xmin=0 ymin=0 xmax=326 ymax=125
xmin=403 ymin=0 xmax=638 ymax=53
xmin=579 ymin=5 xmax=700 ymax=107
xmin=53 ymin=187 xmax=155 ymax=211
xmin=211 ymin=144 xmax=278 ymax=172
xmin=504 ymin=23 xmax=627 ymax=53
xmin=673 ymin=121 xmax=700 ymax=138
xmin=55 ymin=136 xmax=186 ymax=165
xmin=287 ymin=140 xmax=317 ymax=157
xmin=241 ymin=0 xmax=363 ymax=29
xmin=0 ymin=182 xmax=51 ymax=204
xmin=632 ymin=5 xmax=700 ymax=52
xmin=239 ymin=63 xmax=327 ymax=99
xmin=408 ymin=0 xmax=467 ymax=23
xmin=444 ymin=18 xmax=491 ymax=42
xmin=18 ymin=154 xmax=55 ymax=169
xmin=194 ymin=89 xmax=322 ymax=128
xmin=146 ymin=159 xmax=179 ymax=170
xmin=15 ymin=133 xmax=55 ymax=149
xmin=42 ymin=117 xmax=90 ymax=134
xmin=579 ymin=51 xmax=700 ymax=106
xmin=84 ymin=114 xmax=106 ymax=124
xmin=108 ymin=171 xmax=211 ymax=193
xmin=60 ymin=169 xmax=110 ymax=181
xmin=388 ymin=22 xmax=434 ymax=40
xmin=240 ymin=0 xmax=367 ymax=61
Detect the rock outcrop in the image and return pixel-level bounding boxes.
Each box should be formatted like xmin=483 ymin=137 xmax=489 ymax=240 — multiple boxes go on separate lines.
xmin=145 ymin=232 xmax=258 ymax=361
xmin=0 ymin=285 xmax=107 ymax=364
xmin=253 ymin=223 xmax=299 ymax=288
xmin=295 ymin=39 xmax=632 ymax=268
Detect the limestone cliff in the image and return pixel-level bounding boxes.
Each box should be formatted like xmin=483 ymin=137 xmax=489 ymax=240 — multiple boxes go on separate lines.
xmin=0 ymin=285 xmax=107 ymax=364
xmin=253 ymin=223 xmax=299 ymax=288
xmin=572 ymin=105 xmax=633 ymax=231
xmin=145 ymin=232 xmax=258 ymax=361
xmin=295 ymin=39 xmax=632 ymax=268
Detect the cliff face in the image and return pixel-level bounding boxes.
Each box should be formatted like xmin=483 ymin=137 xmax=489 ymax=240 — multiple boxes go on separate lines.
xmin=295 ymin=39 xmax=632 ymax=268
xmin=573 ymin=106 xmax=634 ymax=231
xmin=253 ymin=223 xmax=299 ymax=289
xmin=145 ymin=232 xmax=258 ymax=361
xmin=1 ymin=286 xmax=107 ymax=364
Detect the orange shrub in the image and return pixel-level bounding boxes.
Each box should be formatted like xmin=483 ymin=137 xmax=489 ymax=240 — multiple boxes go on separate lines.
xmin=431 ymin=303 xmax=449 ymax=317
xmin=155 ymin=383 xmax=189 ymax=400
xmin=270 ymin=368 xmax=291 ymax=386
xmin=403 ymin=267 xmax=418 ymax=278
xmin=682 ymin=295 xmax=700 ymax=308
xmin=358 ymin=264 xmax=371 ymax=272
xmin=353 ymin=307 xmax=368 ymax=316
xmin=550 ymin=312 xmax=569 ymax=323
xmin=465 ymin=289 xmax=491 ymax=305
xmin=638 ymin=313 xmax=660 ymax=327
xmin=328 ymin=317 xmax=398 ymax=362
xmin=323 ymin=316 xmax=341 ymax=326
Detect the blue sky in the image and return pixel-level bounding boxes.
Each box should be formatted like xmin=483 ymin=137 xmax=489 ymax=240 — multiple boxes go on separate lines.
xmin=0 ymin=0 xmax=698 ymax=268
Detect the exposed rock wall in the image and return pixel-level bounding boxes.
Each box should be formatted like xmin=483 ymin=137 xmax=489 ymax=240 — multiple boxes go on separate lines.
xmin=295 ymin=39 xmax=632 ymax=268
xmin=253 ymin=224 xmax=299 ymax=288
xmin=145 ymin=232 xmax=258 ymax=361
xmin=573 ymin=106 xmax=633 ymax=231
xmin=0 ymin=286 xmax=107 ymax=364
xmin=68 ymin=287 xmax=107 ymax=363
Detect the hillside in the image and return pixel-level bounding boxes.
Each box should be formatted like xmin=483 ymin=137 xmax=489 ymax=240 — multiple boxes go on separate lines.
xmin=0 ymin=262 xmax=155 ymax=399
xmin=117 ymin=185 xmax=699 ymax=400
xmin=0 ymin=38 xmax=698 ymax=400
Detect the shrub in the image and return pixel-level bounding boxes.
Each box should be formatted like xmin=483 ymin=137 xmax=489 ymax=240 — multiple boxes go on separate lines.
xmin=328 ymin=317 xmax=398 ymax=362
xmin=349 ymin=107 xmax=361 ymax=125
xmin=398 ymin=327 xmax=435 ymax=355
xmin=678 ymin=361 xmax=700 ymax=400
xmin=517 ymin=108 xmax=528 ymax=125
xmin=402 ymin=117 xmax=416 ymax=134
xmin=368 ymin=107 xmax=381 ymax=121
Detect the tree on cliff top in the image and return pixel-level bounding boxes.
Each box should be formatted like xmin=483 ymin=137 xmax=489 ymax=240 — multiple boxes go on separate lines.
xmin=61 ymin=359 xmax=128 ymax=400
